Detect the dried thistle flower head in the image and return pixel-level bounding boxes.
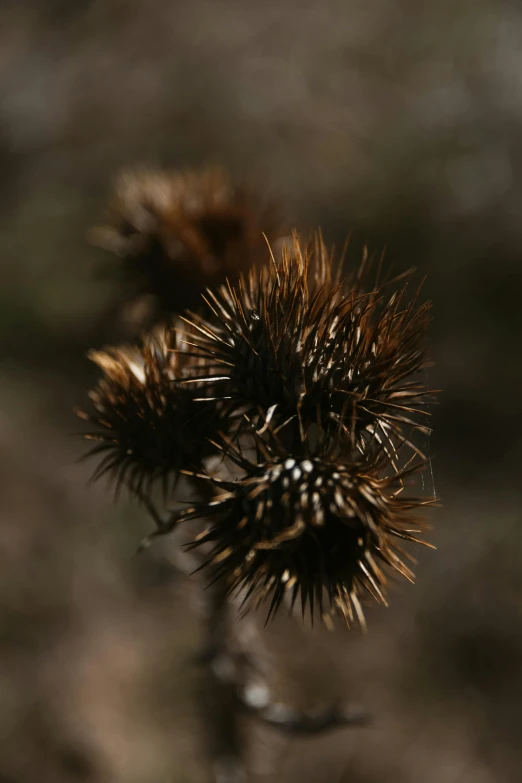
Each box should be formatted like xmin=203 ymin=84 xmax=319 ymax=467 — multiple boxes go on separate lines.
xmin=77 ymin=324 xmax=215 ymax=497
xmin=183 ymin=232 xmax=433 ymax=463
xmin=91 ymin=164 xmax=284 ymax=315
xmin=178 ymin=440 xmax=433 ymax=628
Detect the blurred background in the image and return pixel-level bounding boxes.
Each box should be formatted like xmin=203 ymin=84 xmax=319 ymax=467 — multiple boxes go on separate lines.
xmin=1 ymin=1 xmax=522 ymax=781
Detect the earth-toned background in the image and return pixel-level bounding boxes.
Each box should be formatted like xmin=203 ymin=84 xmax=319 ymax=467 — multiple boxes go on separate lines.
xmin=1 ymin=2 xmax=521 ymax=781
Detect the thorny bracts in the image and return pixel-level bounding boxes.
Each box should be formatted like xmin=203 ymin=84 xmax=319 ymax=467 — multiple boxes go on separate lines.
xmin=176 ymin=437 xmax=435 ymax=628
xmin=91 ymin=164 xmax=284 ymax=315
xmin=77 ymin=324 xmax=220 ymax=498
xmin=80 ymin=222 xmax=437 ymax=629
xmin=182 ymin=232 xmax=433 ymax=467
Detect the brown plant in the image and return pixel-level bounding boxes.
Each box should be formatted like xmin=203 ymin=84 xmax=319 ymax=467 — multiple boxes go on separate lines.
xmin=77 ymin=323 xmax=218 ymax=498
xmin=181 ymin=232 xmax=434 ymax=468
xmin=178 ymin=436 xmax=434 ymax=629
xmin=91 ymin=164 xmax=285 ymax=317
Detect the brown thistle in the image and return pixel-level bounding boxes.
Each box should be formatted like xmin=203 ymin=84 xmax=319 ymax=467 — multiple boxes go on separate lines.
xmin=181 ymin=232 xmax=433 ymax=465
xmin=176 ymin=438 xmax=434 ymax=628
xmin=77 ymin=324 xmax=218 ymax=497
xmin=91 ymin=164 xmax=284 ymax=315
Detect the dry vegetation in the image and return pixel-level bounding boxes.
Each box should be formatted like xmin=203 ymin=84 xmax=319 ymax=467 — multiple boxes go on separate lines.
xmin=1 ymin=2 xmax=522 ymax=782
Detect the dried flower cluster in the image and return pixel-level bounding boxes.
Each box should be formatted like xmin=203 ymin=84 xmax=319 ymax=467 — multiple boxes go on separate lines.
xmin=77 ymin=325 xmax=219 ymax=497
xmin=91 ymin=164 xmax=284 ymax=316
xmin=80 ymin=165 xmax=437 ymax=629
xmin=182 ymin=235 xmax=431 ymax=465
xmin=180 ymin=439 xmax=432 ymax=630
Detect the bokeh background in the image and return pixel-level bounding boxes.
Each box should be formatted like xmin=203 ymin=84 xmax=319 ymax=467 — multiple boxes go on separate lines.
xmin=1 ymin=2 xmax=522 ymax=781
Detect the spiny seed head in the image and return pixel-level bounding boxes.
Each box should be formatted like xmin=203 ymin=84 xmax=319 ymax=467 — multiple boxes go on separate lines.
xmin=77 ymin=325 xmax=216 ymax=497
xmin=183 ymin=232 xmax=433 ymax=463
xmin=179 ymin=443 xmax=433 ymax=628
xmin=91 ymin=164 xmax=284 ymax=314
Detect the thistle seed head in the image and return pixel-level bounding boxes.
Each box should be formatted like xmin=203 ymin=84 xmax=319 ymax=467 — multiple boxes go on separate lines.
xmin=183 ymin=232 xmax=433 ymax=464
xmin=179 ymin=442 xmax=433 ymax=628
xmin=77 ymin=325 xmax=216 ymax=497
xmin=91 ymin=164 xmax=283 ymax=314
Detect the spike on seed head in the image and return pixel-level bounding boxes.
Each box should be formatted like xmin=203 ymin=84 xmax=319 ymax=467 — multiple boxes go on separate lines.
xmin=90 ymin=164 xmax=284 ymax=315
xmin=183 ymin=232 xmax=434 ymax=464
xmin=176 ymin=439 xmax=433 ymax=628
xmin=77 ymin=323 xmax=217 ymax=497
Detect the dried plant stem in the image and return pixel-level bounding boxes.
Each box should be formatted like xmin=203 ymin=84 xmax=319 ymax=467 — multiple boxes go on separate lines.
xmin=201 ymin=578 xmax=247 ymax=783
xmin=198 ymin=580 xmax=371 ymax=782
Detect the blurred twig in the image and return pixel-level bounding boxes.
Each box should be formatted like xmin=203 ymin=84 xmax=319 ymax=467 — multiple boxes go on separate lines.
xmin=199 ymin=583 xmax=370 ymax=782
